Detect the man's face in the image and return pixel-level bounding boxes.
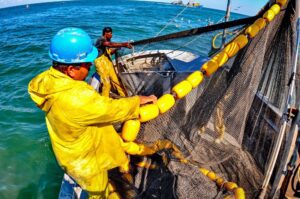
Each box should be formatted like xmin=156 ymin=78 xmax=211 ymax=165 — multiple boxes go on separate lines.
xmin=105 ymin=31 xmax=112 ymax=40
xmin=67 ymin=62 xmax=92 ymax=81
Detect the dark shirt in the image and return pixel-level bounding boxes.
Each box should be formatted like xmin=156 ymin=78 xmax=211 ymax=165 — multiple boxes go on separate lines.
xmin=95 ymin=36 xmax=108 ymax=58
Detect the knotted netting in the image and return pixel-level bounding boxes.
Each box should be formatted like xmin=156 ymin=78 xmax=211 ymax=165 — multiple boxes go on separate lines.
xmin=113 ymin=0 xmax=298 ymax=198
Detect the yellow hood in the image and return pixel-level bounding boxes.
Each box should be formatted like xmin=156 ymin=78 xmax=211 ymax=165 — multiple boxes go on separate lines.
xmin=28 ymin=67 xmax=77 ymax=112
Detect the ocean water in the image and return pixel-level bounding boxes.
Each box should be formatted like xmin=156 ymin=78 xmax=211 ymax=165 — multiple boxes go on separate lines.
xmin=0 ymin=1 xmax=246 ymax=198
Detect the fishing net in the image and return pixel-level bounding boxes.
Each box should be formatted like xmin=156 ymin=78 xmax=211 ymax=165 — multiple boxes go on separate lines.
xmin=112 ymin=0 xmax=298 ymax=198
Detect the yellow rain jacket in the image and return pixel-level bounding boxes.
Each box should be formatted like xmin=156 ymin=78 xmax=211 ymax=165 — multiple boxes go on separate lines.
xmin=28 ymin=67 xmax=140 ymax=197
xmin=94 ymin=50 xmax=126 ymax=97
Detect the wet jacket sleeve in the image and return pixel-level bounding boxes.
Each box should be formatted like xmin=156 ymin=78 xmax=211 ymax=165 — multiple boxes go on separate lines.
xmin=60 ymin=84 xmax=140 ymax=126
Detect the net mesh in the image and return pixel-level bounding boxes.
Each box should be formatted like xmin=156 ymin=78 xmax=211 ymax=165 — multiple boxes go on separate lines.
xmin=114 ymin=0 xmax=298 ymax=198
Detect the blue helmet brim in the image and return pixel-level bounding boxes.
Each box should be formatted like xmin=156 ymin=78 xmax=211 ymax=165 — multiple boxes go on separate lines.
xmin=82 ymin=46 xmax=98 ymax=63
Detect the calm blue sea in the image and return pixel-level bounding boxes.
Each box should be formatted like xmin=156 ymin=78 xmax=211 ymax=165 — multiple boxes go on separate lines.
xmin=0 ymin=0 xmax=246 ymax=198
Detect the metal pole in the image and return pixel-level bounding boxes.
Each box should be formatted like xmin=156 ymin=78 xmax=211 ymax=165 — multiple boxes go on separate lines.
xmin=278 ymin=111 xmax=300 ymax=198
xmin=259 ymin=0 xmax=300 ymax=197
xmin=222 ymin=0 xmax=231 ymax=48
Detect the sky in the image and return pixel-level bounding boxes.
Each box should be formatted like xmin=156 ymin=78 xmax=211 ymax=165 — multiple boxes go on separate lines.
xmin=0 ymin=0 xmax=269 ymax=15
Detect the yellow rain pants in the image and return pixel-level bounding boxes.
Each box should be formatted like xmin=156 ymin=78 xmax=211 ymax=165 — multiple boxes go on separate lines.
xmin=28 ymin=67 xmax=140 ymax=198
xmin=94 ymin=51 xmax=126 ymax=97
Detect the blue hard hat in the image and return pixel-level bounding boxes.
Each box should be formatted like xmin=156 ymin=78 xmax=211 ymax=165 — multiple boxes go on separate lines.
xmin=49 ymin=27 xmax=98 ymax=64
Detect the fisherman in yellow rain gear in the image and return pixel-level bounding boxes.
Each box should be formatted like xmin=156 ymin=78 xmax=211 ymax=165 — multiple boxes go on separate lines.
xmin=28 ymin=27 xmax=157 ymax=199
xmin=95 ymin=27 xmax=132 ymax=97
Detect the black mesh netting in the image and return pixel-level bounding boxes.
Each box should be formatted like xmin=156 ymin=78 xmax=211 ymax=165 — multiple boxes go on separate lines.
xmin=113 ymin=0 xmax=298 ymax=198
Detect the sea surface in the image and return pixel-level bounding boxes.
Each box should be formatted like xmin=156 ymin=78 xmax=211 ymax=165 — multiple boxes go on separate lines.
xmin=0 ymin=0 xmax=246 ymax=198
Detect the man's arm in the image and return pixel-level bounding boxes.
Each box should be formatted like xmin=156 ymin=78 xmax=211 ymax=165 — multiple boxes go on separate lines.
xmin=102 ymin=41 xmax=132 ymax=49
xmin=65 ymin=85 xmax=157 ymax=126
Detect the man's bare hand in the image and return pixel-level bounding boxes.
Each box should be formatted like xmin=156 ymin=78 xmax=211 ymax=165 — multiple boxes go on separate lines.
xmin=139 ymin=95 xmax=157 ymax=105
xmin=124 ymin=42 xmax=132 ymax=49
xmin=127 ymin=43 xmax=133 ymax=49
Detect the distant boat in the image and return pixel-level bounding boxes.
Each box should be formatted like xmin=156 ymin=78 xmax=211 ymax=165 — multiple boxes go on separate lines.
xmin=171 ymin=0 xmax=203 ymax=8
xmin=26 ymin=4 xmax=29 ymax=9
xmin=171 ymin=0 xmax=184 ymax=5
xmin=186 ymin=0 xmax=203 ymax=7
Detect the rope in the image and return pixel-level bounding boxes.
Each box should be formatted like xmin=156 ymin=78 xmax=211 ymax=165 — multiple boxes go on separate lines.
xmin=163 ymin=26 xmax=243 ymax=57
xmin=131 ymin=15 xmax=260 ymax=46
xmin=131 ymin=2 xmax=272 ymax=47
xmin=155 ymin=5 xmax=189 ymax=37
xmin=164 ymin=15 xmax=227 ymax=54
xmin=140 ymin=5 xmax=189 ymax=52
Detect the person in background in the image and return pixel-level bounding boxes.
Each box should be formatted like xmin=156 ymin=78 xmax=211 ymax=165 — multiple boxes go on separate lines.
xmin=94 ymin=27 xmax=132 ymax=97
xmin=28 ymin=27 xmax=157 ymax=198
